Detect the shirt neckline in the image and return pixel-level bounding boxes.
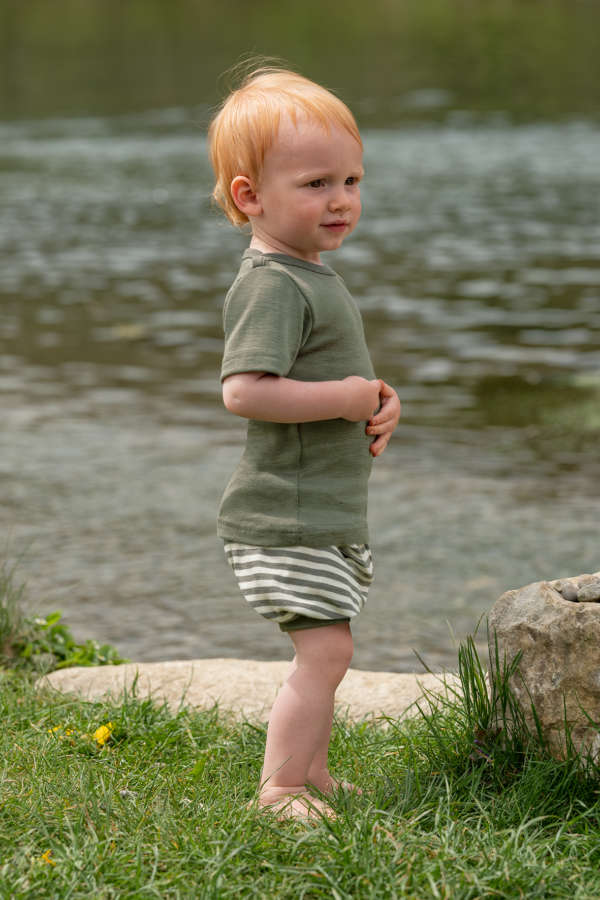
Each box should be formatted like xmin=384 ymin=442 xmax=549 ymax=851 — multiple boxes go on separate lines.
xmin=243 ymin=248 xmax=337 ymax=276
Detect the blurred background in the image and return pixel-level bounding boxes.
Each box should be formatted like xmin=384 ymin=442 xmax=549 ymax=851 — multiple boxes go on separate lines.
xmin=1 ymin=0 xmax=599 ymax=671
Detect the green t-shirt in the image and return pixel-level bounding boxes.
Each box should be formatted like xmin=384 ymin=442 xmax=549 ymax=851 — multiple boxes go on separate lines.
xmin=217 ymin=249 xmax=376 ymax=547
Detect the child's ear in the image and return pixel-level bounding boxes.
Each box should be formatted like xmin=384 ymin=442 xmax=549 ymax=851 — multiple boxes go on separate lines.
xmin=231 ymin=176 xmax=262 ymax=218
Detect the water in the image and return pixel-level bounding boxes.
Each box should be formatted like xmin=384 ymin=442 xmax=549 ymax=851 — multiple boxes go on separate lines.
xmin=2 ymin=111 xmax=599 ymax=671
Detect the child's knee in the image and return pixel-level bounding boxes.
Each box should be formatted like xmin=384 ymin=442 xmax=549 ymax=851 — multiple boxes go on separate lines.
xmin=294 ymin=623 xmax=354 ymax=683
xmin=332 ymin=626 xmax=354 ymax=671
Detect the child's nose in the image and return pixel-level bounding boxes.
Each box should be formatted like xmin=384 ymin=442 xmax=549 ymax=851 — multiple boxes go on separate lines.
xmin=328 ymin=188 xmax=349 ymax=211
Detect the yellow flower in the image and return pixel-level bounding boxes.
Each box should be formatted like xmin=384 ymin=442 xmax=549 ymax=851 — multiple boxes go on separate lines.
xmin=47 ymin=724 xmax=77 ymax=742
xmin=41 ymin=849 xmax=56 ymax=866
xmin=93 ymin=722 xmax=114 ymax=746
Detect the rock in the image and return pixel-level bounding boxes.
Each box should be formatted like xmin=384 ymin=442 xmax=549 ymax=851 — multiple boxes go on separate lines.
xmin=555 ymin=580 xmax=579 ymax=602
xmin=38 ymin=658 xmax=461 ymax=724
xmin=578 ymin=579 xmax=600 ymax=603
xmin=489 ymin=571 xmax=600 ymax=761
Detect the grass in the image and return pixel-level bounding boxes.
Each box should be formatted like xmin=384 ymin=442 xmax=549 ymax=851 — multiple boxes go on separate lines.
xmin=2 ymin=656 xmax=600 ymax=897
xmin=2 ymin=567 xmax=600 ymax=898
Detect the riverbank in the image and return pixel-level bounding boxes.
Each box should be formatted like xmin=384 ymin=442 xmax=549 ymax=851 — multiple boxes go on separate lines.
xmin=3 ymin=652 xmax=600 ymax=897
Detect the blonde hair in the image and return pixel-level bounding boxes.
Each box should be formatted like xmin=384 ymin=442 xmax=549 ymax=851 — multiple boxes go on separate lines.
xmin=208 ymin=66 xmax=362 ymax=227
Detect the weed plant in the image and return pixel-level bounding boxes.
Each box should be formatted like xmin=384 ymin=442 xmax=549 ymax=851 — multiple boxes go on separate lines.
xmin=2 ymin=635 xmax=600 ymax=898
xmin=0 ymin=561 xmax=126 ymax=672
xmin=0 ymin=560 xmax=28 ymax=661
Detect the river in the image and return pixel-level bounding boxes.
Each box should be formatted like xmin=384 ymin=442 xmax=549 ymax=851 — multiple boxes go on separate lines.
xmin=2 ymin=107 xmax=599 ymax=670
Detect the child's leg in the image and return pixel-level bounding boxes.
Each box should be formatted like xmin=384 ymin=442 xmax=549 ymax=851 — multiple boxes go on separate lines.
xmin=284 ymin=652 xmax=355 ymax=794
xmin=258 ymin=622 xmax=353 ymax=814
xmin=281 ymin=652 xmax=332 ymax=789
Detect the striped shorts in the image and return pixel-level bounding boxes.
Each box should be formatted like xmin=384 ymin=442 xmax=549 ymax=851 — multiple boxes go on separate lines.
xmin=224 ymin=542 xmax=374 ymax=632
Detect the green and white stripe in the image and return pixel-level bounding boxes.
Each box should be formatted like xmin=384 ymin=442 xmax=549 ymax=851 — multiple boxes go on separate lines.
xmin=224 ymin=543 xmax=373 ymax=625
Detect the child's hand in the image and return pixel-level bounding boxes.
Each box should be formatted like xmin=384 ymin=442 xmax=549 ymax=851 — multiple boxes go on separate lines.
xmin=366 ymin=380 xmax=401 ymax=457
xmin=342 ymin=376 xmax=383 ymax=422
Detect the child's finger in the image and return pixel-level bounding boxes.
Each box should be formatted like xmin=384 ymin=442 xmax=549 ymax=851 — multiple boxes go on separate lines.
xmin=366 ymin=420 xmax=391 ymax=435
xmin=369 ymin=409 xmax=398 ymax=427
xmin=369 ymin=414 xmax=390 ymax=427
xmin=369 ymin=402 xmax=393 ymax=422
xmin=369 ymin=396 xmax=400 ymax=425
xmin=369 ymin=433 xmax=390 ymax=456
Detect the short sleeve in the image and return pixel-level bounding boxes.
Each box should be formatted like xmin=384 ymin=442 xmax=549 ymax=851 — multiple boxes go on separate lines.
xmin=220 ymin=266 xmax=311 ymax=381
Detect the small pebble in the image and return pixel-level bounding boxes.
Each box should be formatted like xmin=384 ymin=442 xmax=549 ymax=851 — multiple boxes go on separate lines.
xmin=577 ymin=579 xmax=600 ymax=603
xmin=557 ymin=581 xmax=579 ymax=602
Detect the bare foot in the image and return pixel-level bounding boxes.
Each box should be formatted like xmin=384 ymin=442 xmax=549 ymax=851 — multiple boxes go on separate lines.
xmin=307 ymin=773 xmax=363 ymax=796
xmin=253 ymin=785 xmax=337 ymax=821
xmin=329 ymin=777 xmax=363 ymax=795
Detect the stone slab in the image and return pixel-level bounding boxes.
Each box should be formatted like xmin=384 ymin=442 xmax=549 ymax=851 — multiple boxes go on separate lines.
xmin=39 ymin=659 xmax=461 ymax=723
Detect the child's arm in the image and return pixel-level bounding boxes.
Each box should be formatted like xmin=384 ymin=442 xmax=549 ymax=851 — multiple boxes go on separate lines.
xmin=223 ymin=372 xmax=382 ymax=423
xmin=366 ymin=380 xmax=401 ymax=457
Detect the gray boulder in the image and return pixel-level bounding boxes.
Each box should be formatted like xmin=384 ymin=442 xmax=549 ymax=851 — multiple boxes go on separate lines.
xmin=489 ymin=571 xmax=600 ymax=761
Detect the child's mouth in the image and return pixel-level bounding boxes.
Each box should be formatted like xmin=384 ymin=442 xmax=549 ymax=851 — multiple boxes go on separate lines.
xmin=322 ymin=222 xmax=347 ymax=231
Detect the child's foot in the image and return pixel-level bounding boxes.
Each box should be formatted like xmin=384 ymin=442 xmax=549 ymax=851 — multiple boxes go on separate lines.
xmin=307 ymin=772 xmax=363 ymax=796
xmin=254 ymin=785 xmax=337 ymax=820
xmin=329 ymin=777 xmax=363 ymax=796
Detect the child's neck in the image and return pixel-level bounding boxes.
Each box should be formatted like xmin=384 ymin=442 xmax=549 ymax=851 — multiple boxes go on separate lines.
xmin=249 ymin=235 xmax=322 ymax=266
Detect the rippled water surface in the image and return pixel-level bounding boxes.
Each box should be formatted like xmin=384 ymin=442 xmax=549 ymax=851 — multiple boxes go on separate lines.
xmin=2 ymin=112 xmax=599 ymax=670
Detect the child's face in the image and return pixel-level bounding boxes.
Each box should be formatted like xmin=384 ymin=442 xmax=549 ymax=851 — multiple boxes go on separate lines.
xmin=249 ymin=116 xmax=363 ymax=264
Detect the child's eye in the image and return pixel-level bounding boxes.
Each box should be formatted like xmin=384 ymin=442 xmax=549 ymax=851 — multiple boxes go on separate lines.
xmin=308 ymin=179 xmax=325 ymax=188
xmin=345 ymin=176 xmax=359 ymax=186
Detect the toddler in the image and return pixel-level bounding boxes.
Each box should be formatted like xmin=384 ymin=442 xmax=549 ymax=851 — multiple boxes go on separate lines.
xmin=208 ymin=66 xmax=401 ymax=819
